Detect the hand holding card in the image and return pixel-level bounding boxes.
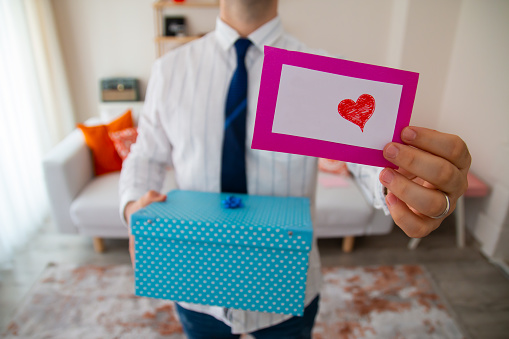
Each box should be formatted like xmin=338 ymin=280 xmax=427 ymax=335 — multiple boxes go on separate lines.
xmin=380 ymin=126 xmax=470 ymax=239
xmin=252 ymin=46 xmax=419 ymax=168
xmin=251 ymin=47 xmax=471 ymax=241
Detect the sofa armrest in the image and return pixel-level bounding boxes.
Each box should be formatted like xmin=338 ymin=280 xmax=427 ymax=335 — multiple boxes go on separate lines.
xmin=43 ymin=129 xmax=94 ymax=234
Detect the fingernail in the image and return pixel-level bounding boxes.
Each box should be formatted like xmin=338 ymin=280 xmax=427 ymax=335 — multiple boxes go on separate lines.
xmin=402 ymin=127 xmax=417 ymax=142
xmin=386 ymin=193 xmax=398 ymax=207
xmin=385 ymin=144 xmax=399 ymax=159
xmin=381 ymin=169 xmax=394 ymax=184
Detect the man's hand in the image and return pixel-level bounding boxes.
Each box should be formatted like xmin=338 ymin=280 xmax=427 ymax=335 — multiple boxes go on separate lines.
xmin=125 ymin=191 xmax=167 ymax=268
xmin=379 ymin=126 xmax=471 ymax=238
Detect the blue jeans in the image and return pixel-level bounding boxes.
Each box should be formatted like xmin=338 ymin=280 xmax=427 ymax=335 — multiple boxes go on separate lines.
xmin=175 ymin=296 xmax=319 ymax=339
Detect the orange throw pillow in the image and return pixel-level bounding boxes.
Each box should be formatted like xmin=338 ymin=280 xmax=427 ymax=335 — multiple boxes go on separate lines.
xmin=77 ymin=110 xmax=133 ymax=175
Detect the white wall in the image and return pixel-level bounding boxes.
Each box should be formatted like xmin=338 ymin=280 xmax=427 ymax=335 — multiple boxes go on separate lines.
xmin=437 ymin=1 xmax=509 ymax=259
xmin=398 ymin=0 xmax=462 ymax=127
xmin=279 ymin=0 xmax=394 ymax=64
xmin=52 ymin=0 xmax=420 ymax=124
xmin=51 ymin=0 xmax=157 ymax=121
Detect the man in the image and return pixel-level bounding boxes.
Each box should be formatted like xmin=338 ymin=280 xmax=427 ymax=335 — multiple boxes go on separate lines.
xmin=120 ymin=0 xmax=471 ymax=338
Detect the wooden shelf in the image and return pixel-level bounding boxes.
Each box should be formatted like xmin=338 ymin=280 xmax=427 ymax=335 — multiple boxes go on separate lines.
xmin=153 ymin=1 xmax=218 ymax=57
xmin=155 ymin=36 xmax=201 ymax=44
xmin=153 ymin=1 xmax=219 ymax=9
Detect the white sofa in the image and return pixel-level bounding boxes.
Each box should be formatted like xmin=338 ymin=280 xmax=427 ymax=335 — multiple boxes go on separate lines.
xmin=43 ymin=103 xmax=393 ymax=253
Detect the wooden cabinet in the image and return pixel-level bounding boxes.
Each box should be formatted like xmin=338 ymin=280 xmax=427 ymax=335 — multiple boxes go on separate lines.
xmin=153 ymin=1 xmax=219 ymax=57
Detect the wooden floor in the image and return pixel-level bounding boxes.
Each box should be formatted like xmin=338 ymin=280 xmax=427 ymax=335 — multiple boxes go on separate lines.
xmin=1 ymin=217 xmax=508 ymax=338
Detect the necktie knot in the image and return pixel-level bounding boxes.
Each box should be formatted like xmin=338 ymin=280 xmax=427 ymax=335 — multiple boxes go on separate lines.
xmin=234 ymin=38 xmax=252 ymax=62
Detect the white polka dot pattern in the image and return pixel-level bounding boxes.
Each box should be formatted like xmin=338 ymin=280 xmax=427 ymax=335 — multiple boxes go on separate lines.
xmin=131 ymin=190 xmax=313 ymax=316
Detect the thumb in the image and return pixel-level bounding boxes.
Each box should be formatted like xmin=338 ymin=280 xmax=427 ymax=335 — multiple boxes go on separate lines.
xmin=140 ymin=190 xmax=167 ymax=207
xmin=125 ymin=191 xmax=167 ymax=224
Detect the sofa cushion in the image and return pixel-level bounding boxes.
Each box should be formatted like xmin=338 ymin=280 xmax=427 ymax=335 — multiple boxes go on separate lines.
xmin=70 ymin=172 xmax=123 ymax=230
xmin=315 ymin=173 xmax=373 ymax=231
xmin=70 ymin=170 xmax=178 ymax=236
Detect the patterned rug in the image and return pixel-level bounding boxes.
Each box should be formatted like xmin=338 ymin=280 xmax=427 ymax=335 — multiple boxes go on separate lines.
xmin=3 ymin=264 xmax=464 ymax=338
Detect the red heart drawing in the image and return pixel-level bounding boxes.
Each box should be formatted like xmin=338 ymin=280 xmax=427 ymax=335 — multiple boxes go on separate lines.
xmin=337 ymin=94 xmax=376 ymax=132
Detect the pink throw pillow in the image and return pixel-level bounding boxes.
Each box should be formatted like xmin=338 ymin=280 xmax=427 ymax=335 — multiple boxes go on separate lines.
xmin=108 ymin=127 xmax=138 ymax=161
xmin=318 ymin=158 xmax=349 ymax=176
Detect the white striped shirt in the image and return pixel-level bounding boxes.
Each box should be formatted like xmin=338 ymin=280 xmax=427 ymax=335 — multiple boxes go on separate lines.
xmin=119 ymin=16 xmax=387 ymax=334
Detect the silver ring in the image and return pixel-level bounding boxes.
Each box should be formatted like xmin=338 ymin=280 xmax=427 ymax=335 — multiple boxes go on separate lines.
xmin=430 ymin=191 xmax=450 ymax=219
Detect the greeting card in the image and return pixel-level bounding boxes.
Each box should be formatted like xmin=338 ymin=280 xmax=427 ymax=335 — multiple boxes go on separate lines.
xmin=252 ymin=46 xmax=419 ymax=168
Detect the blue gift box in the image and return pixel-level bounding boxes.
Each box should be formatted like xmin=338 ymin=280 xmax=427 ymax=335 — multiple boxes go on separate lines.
xmin=131 ymin=190 xmax=313 ymax=316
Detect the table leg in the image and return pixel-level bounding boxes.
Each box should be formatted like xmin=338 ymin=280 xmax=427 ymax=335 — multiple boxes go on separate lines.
xmin=456 ymin=195 xmax=466 ymax=248
xmin=408 ymin=238 xmax=421 ymax=250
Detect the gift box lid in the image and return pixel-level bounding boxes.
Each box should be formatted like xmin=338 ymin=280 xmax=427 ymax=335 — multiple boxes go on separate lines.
xmin=131 ymin=190 xmax=312 ymax=251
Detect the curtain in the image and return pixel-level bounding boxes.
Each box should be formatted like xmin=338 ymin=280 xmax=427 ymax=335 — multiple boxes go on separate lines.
xmin=0 ymin=0 xmax=74 ymax=267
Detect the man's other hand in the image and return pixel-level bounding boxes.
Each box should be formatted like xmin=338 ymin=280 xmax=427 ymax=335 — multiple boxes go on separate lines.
xmin=125 ymin=191 xmax=167 ymax=268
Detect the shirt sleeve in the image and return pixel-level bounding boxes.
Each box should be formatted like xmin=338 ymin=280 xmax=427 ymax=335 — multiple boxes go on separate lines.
xmin=346 ymin=162 xmax=390 ymax=215
xmin=119 ymin=59 xmax=173 ymax=226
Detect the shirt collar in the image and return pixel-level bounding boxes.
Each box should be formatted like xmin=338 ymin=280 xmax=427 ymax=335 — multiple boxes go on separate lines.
xmin=215 ymin=16 xmax=283 ymax=52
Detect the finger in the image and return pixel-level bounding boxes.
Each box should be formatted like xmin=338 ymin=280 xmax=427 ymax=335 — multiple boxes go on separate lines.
xmin=125 ymin=191 xmax=167 ymax=226
xmin=385 ymin=192 xmax=442 ymax=238
xmin=380 ymin=168 xmax=453 ymax=218
xmin=394 ymin=168 xmax=431 ymax=188
xmin=383 ymin=142 xmax=465 ymax=196
xmin=140 ymin=190 xmax=166 ymax=207
xmin=129 ymin=235 xmax=135 ymax=269
xmin=401 ymin=126 xmax=471 ymax=170
xmin=394 ymin=167 xmax=421 ymax=183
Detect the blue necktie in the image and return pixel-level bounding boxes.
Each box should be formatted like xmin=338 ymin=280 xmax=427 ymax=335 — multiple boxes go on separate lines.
xmin=221 ymin=38 xmax=252 ymax=194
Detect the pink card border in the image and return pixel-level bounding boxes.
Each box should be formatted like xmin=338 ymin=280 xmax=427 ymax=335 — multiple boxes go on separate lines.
xmin=251 ymin=46 xmax=419 ymax=168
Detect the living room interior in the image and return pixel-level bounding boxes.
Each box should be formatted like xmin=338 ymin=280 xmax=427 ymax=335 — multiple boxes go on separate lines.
xmin=1 ymin=0 xmax=508 ymax=338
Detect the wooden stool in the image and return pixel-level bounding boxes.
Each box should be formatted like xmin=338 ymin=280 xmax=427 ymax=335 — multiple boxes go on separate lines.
xmin=408 ymin=171 xmax=489 ymax=249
